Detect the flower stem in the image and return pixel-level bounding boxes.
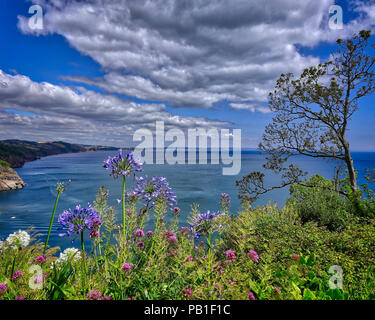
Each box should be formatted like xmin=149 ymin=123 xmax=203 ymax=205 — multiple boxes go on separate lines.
xmin=207 ymin=233 xmax=212 ymax=276
xmin=80 ymin=231 xmax=86 ymax=289
xmin=122 ymin=176 xmax=126 ymax=239
xmin=81 ymin=231 xmax=85 ymax=259
xmin=44 ymin=191 xmax=60 ymax=254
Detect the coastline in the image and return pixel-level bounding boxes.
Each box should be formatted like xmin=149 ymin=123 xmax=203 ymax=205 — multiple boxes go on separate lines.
xmin=0 ymin=165 xmax=25 ymax=192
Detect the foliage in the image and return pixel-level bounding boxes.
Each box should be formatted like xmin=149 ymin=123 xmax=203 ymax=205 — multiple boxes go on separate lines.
xmin=237 ymin=30 xmax=375 ymax=204
xmin=0 ymin=160 xmax=10 ymax=168
xmin=1 ymin=180 xmax=375 ymax=299
xmin=287 ymin=175 xmax=354 ymax=231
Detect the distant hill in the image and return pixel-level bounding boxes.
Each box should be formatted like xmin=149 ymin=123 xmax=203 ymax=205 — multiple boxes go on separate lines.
xmin=0 ymin=139 xmax=118 ymax=168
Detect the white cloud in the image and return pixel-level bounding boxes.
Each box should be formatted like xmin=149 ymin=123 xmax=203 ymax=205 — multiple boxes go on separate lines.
xmin=229 ymin=103 xmax=271 ymax=113
xmin=11 ymin=0 xmax=375 ymax=145
xmin=0 ymin=70 xmax=229 ymax=146
xmin=19 ymin=0 xmax=375 ymax=110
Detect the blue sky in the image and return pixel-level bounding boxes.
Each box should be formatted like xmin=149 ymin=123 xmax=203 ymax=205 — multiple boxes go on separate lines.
xmin=0 ymin=0 xmax=374 ymax=150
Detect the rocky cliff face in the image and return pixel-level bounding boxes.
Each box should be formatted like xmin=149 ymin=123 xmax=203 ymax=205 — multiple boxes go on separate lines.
xmin=0 ymin=165 xmax=25 ymax=192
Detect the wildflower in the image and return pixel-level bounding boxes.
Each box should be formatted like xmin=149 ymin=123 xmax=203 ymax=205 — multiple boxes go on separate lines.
xmin=56 ymin=248 xmax=81 ymax=264
xmin=89 ymin=229 xmax=100 ymax=239
xmin=163 ymin=230 xmax=175 ymax=238
xmin=146 ymin=230 xmax=154 ymax=237
xmin=228 ymin=280 xmax=234 ymax=285
xmin=186 ymin=256 xmax=193 ymax=262
xmin=249 ymin=250 xmax=259 ymax=263
xmin=168 ymin=236 xmax=178 ymax=246
xmin=56 ymin=180 xmax=71 ymax=194
xmin=122 ymin=263 xmax=132 ymax=273
xmin=173 ymin=207 xmax=181 ymax=216
xmin=16 ymin=296 xmax=25 ymax=300
xmin=103 ymin=150 xmax=143 ymax=179
xmin=126 ymin=192 xmax=139 ymax=203
xmin=0 ymin=283 xmax=7 ymax=295
xmin=219 ymin=193 xmax=231 ymax=211
xmin=180 ymin=227 xmax=189 ymax=233
xmin=225 ymin=250 xmax=236 ymax=263
xmin=34 ymin=255 xmax=47 ymax=264
xmin=132 ymin=176 xmax=177 ymax=209
xmin=182 ymin=286 xmax=193 ymax=299
xmin=136 ymin=241 xmax=145 ymax=249
xmin=292 ymin=254 xmax=300 ymax=260
xmin=102 ymin=296 xmax=113 ymax=300
xmin=6 ymin=230 xmax=30 ymax=249
xmin=190 ymin=211 xmax=226 ymax=239
xmin=87 ymin=289 xmax=102 ymax=300
xmin=248 ymin=291 xmax=256 ymax=300
xmin=135 ymin=229 xmax=145 ymax=237
xmin=126 ymin=209 xmax=132 ymax=215
xmin=33 ymin=274 xmax=46 ymax=284
xmin=57 ymin=203 xmax=101 ymax=239
xmin=11 ymin=270 xmax=24 ymax=281
xmin=92 ymin=217 xmax=101 ymax=227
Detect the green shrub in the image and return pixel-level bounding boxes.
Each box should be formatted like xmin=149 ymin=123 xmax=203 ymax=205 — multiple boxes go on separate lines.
xmin=0 ymin=160 xmax=11 ymax=168
xmin=217 ymin=203 xmax=375 ymax=299
xmin=286 ymin=175 xmax=353 ymax=231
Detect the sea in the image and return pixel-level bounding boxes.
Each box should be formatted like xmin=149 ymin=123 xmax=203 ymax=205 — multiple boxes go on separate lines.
xmin=0 ymin=150 xmax=374 ymax=251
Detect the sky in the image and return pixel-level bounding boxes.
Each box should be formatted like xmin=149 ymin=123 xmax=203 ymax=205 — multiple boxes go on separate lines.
xmin=0 ymin=0 xmax=374 ymax=150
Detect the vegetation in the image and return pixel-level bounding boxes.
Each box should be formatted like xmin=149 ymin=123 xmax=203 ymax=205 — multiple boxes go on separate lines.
xmin=1 ymin=32 xmax=374 ymax=301
xmin=0 ymin=140 xmax=117 ymax=168
xmin=0 ymin=149 xmax=374 ymax=300
xmin=0 ymin=160 xmax=10 ymax=168
xmin=236 ymin=30 xmax=375 ymax=215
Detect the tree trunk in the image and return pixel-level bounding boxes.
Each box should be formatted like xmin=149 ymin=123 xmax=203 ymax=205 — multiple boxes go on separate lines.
xmin=343 ymin=139 xmax=358 ymax=193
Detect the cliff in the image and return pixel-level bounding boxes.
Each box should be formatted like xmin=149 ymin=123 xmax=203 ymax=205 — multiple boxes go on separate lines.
xmin=0 ymin=140 xmax=117 ymax=168
xmin=0 ymin=163 xmax=25 ymax=192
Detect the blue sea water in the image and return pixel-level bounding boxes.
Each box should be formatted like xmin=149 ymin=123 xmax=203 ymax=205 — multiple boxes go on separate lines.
xmin=0 ymin=150 xmax=374 ymax=251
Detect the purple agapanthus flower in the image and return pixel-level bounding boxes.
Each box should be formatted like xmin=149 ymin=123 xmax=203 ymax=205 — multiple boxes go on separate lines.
xmin=103 ymin=150 xmax=143 ymax=179
xmin=57 ymin=203 xmax=101 ymax=240
xmin=189 ymin=210 xmax=226 ymax=239
xmin=132 ymin=176 xmax=177 ymax=209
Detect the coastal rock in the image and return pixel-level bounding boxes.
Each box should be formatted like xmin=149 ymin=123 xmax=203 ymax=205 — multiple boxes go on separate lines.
xmin=0 ymin=165 xmax=25 ymax=192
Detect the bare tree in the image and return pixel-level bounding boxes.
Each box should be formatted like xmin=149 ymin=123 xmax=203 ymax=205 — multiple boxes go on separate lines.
xmin=236 ymin=30 xmax=375 ymax=205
